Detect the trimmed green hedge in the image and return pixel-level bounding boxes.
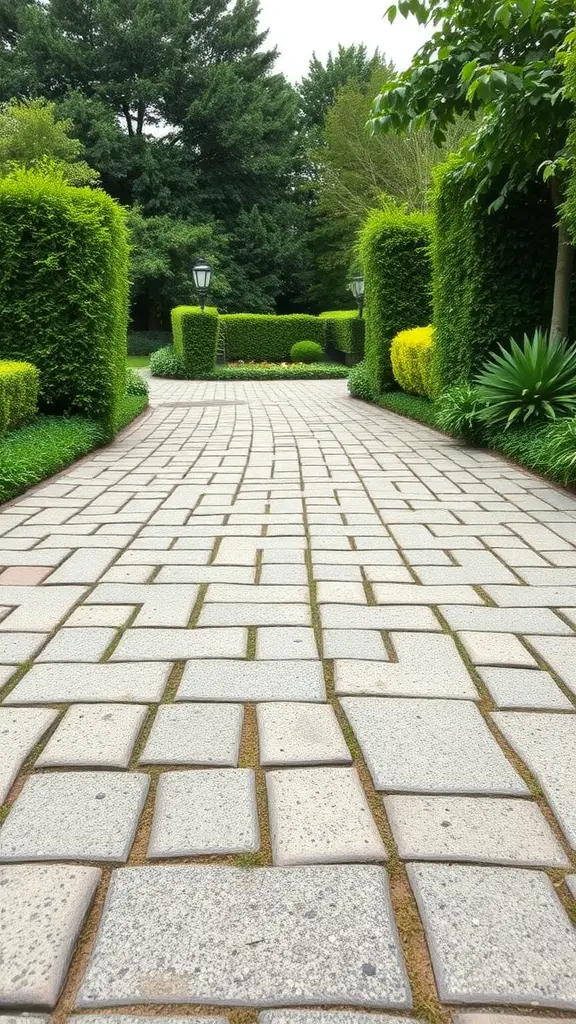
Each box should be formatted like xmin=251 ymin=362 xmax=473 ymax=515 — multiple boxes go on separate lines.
xmin=172 ymin=306 xmax=219 ymax=378
xmin=0 ymin=170 xmax=129 ymax=433
xmin=0 ymin=361 xmax=39 ymax=435
xmin=220 ymin=314 xmax=326 ymax=362
xmin=209 ymin=363 xmax=348 ymax=381
xmin=432 ymin=159 xmax=562 ymax=394
xmin=358 ymin=208 xmax=432 ymax=396
xmin=320 ymin=311 xmax=365 ymax=363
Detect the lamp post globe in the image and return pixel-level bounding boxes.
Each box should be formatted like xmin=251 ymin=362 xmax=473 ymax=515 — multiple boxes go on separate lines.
xmin=349 ymin=275 xmax=365 ymax=319
xmin=192 ymin=259 xmax=213 ymax=312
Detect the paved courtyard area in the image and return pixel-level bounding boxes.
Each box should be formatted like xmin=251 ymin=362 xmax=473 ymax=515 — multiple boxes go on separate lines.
xmin=1 ymin=376 xmax=576 ymax=1024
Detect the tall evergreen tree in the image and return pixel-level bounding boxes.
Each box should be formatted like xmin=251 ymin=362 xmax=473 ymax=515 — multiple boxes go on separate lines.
xmin=298 ymin=44 xmax=382 ymax=132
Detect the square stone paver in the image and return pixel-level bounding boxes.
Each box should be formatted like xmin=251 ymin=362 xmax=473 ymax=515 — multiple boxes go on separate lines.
xmin=266 ymin=767 xmax=386 ymax=866
xmin=457 ymin=632 xmax=536 ymax=668
xmin=112 ymin=628 xmax=247 ymax=660
xmin=0 ymin=863 xmax=100 ymax=1009
xmin=384 ymin=794 xmax=568 ymax=866
xmin=176 ymin=660 xmax=325 ymax=702
xmin=407 ymin=862 xmax=576 ymax=1007
xmin=0 ymin=632 xmax=48 ymax=664
xmin=3 ymin=663 xmax=172 ymax=704
xmin=35 ymin=628 xmax=117 ymax=663
xmin=140 ymin=703 xmax=243 ymax=765
xmin=322 ymin=630 xmax=389 ymax=661
xmin=36 ymin=704 xmax=148 ymax=768
xmin=334 ymin=633 xmax=477 ymax=700
xmin=77 ymin=864 xmax=411 ymax=1008
xmin=478 ymin=668 xmax=573 ymax=709
xmin=0 ymin=772 xmax=149 ymax=862
xmin=526 ymin=636 xmax=576 ymax=697
xmin=147 ymin=769 xmax=259 ymax=858
xmin=341 ymin=698 xmax=528 ymax=795
xmin=492 ymin=712 xmax=576 ymax=847
xmin=258 ymin=703 xmax=351 ymax=766
xmin=0 ymin=707 xmax=58 ymax=802
xmin=256 ymin=627 xmax=318 ymax=660
xmin=0 ymin=864 xmax=99 ymax=1007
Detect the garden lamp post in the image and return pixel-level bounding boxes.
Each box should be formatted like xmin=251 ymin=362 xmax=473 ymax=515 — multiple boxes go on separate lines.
xmin=193 ymin=259 xmax=213 ymax=312
xmin=349 ymin=275 xmax=365 ymax=318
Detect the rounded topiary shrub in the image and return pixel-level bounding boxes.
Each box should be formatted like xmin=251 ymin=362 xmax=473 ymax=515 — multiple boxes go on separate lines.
xmin=149 ymin=346 xmax=185 ymax=379
xmin=125 ymin=368 xmax=149 ymax=397
xmin=290 ymin=341 xmax=324 ymax=364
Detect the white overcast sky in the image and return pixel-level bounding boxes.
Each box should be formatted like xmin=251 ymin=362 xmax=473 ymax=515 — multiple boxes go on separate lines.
xmin=258 ymin=0 xmax=430 ymax=82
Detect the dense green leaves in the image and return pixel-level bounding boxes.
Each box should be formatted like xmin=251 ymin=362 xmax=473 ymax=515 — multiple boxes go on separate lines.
xmin=0 ymin=98 xmax=98 ymax=185
xmin=0 ymin=360 xmax=39 ymax=434
xmin=0 ymin=170 xmax=129 ymax=432
xmin=220 ymin=314 xmax=326 ymax=362
xmin=358 ymin=208 xmax=433 ymax=395
xmin=172 ymin=305 xmax=220 ymax=378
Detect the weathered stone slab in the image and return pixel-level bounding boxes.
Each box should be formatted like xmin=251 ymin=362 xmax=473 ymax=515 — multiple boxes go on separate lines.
xmin=526 ymin=636 xmax=576 ymax=697
xmin=408 ymin=862 xmax=576 ymax=1007
xmin=148 ymin=769 xmax=259 ymax=858
xmin=323 ymin=631 xmax=389 ymax=661
xmin=384 ymin=794 xmax=568 ymax=866
xmin=440 ymin=606 xmax=571 ymax=635
xmin=0 ymin=633 xmax=48 ymax=663
xmin=199 ymin=603 xmax=311 ymax=627
xmin=320 ymin=605 xmax=440 ymax=631
xmin=258 ymin=703 xmax=351 ymax=765
xmin=0 ymin=771 xmax=149 ymax=862
xmin=0 ymin=863 xmax=100 ymax=1009
xmin=267 ymin=767 xmax=386 ymax=866
xmin=454 ymin=1014 xmax=571 ymax=1024
xmin=73 ymin=1018 xmax=227 ymax=1024
xmin=256 ymin=627 xmax=318 ymax=659
xmin=478 ymin=667 xmax=572 ymax=709
xmin=341 ymin=698 xmax=528 ymax=795
xmin=77 ymin=864 xmax=411 ymax=1008
xmin=457 ymin=632 xmax=536 ymax=668
xmin=36 ymin=704 xmax=148 ymax=768
xmin=0 ymin=708 xmax=57 ymax=802
xmin=492 ymin=712 xmax=576 ymax=848
xmin=177 ymin=660 xmax=325 ymax=702
xmin=334 ymin=633 xmax=477 ymax=700
xmin=4 ymin=663 xmax=171 ymax=704
xmin=140 ymin=703 xmax=243 ymax=765
xmin=259 ymin=1013 xmax=418 ymax=1024
xmin=35 ymin=627 xmax=117 ymax=662
xmin=111 ymin=627 xmax=247 ymax=660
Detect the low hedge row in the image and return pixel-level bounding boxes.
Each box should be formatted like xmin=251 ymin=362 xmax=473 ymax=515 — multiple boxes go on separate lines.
xmin=150 ymin=346 xmax=348 ymax=381
xmin=320 ymin=311 xmax=365 ymax=363
xmin=0 ymin=361 xmax=39 ymax=435
xmin=220 ymin=314 xmax=326 ymax=362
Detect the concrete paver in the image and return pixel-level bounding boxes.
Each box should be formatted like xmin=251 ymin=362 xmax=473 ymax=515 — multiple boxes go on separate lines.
xmin=1 ymin=377 xmax=576 ymax=1015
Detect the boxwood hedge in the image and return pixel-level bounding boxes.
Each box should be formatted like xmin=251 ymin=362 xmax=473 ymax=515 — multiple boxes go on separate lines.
xmin=171 ymin=305 xmax=220 ymax=377
xmin=220 ymin=314 xmax=325 ymax=362
xmin=0 ymin=170 xmax=129 ymax=433
xmin=358 ymin=208 xmax=432 ymax=396
xmin=320 ymin=311 xmax=365 ymax=363
xmin=432 ymin=158 xmax=563 ymax=394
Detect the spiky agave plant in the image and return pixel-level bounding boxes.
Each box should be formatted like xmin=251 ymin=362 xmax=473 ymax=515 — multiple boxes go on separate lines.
xmin=475 ymin=330 xmax=576 ymax=430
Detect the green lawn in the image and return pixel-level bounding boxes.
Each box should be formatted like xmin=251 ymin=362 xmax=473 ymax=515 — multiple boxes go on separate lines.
xmin=127 ymin=355 xmax=149 ymax=369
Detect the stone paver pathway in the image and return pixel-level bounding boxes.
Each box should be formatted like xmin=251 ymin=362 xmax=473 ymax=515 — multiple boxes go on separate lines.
xmin=1 ymin=377 xmax=576 ymax=1022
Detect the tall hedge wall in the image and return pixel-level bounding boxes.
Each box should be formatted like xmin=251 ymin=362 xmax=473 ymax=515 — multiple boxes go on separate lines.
xmin=0 ymin=170 xmax=129 ymax=432
xmin=220 ymin=314 xmax=325 ymax=362
xmin=320 ymin=311 xmax=365 ymax=364
xmin=172 ymin=306 xmax=219 ymax=377
xmin=432 ymin=160 xmax=560 ymax=393
xmin=358 ymin=208 xmax=432 ymax=395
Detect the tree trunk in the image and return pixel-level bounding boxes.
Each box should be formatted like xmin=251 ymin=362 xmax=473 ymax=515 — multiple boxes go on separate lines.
xmin=550 ymin=178 xmax=574 ymax=341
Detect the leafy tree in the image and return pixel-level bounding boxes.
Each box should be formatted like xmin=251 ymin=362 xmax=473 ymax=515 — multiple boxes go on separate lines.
xmin=370 ymin=0 xmax=576 ymax=340
xmin=299 ymin=44 xmax=383 ymax=131
xmin=0 ymin=97 xmax=98 ymax=184
xmin=128 ymin=209 xmax=229 ymax=329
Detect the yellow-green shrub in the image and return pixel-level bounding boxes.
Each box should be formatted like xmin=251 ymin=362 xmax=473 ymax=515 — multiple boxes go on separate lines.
xmin=0 ymin=361 xmax=39 ymax=435
xmin=391 ymin=326 xmax=434 ymax=398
